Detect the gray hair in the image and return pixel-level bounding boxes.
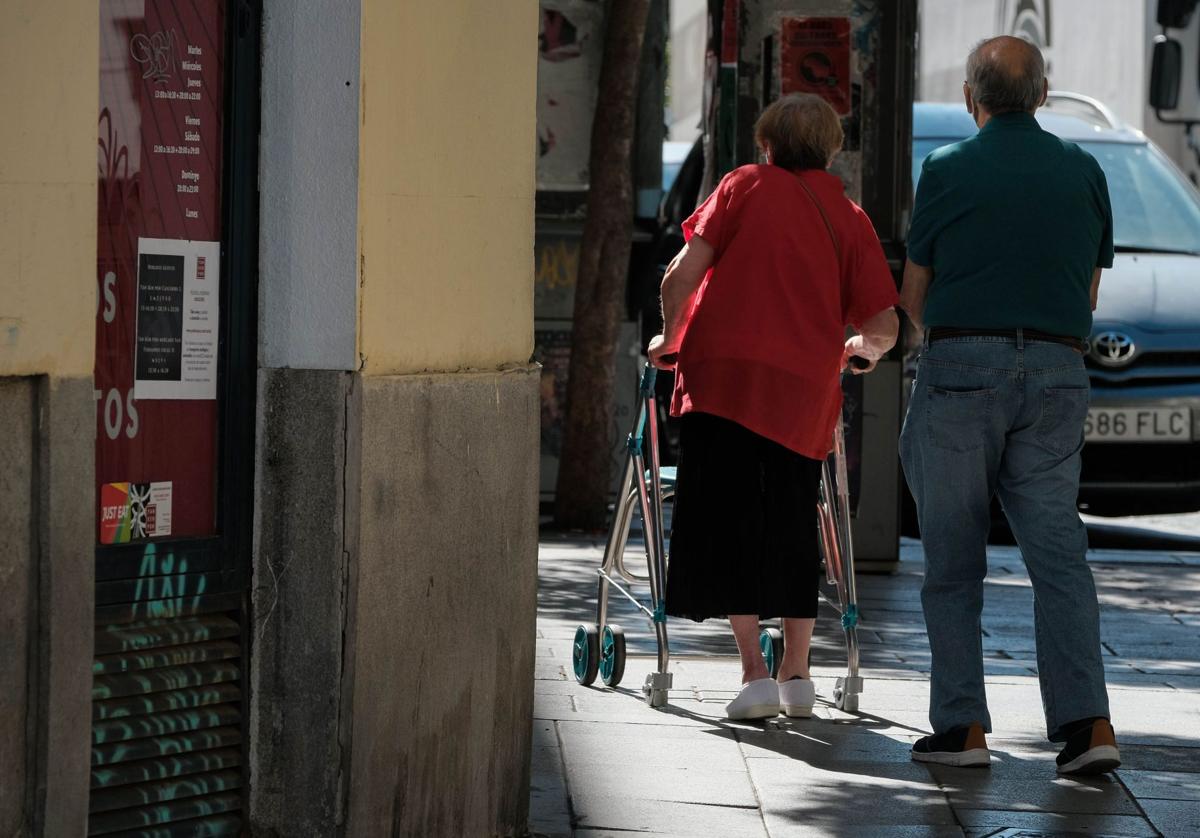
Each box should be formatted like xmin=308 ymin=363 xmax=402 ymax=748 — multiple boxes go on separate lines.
xmin=965 ymin=36 xmax=1045 ymax=114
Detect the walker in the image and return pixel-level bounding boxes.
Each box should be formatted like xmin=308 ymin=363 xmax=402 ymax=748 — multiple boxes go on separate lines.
xmin=571 ymin=363 xmax=864 ymax=712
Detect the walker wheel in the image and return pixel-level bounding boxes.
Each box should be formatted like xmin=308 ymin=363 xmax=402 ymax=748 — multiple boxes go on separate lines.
xmin=834 ymin=687 xmax=858 ymax=713
xmin=573 ymin=624 xmax=600 ymax=686
xmin=599 ymin=625 xmax=627 ymax=688
xmin=759 ymin=628 xmax=784 ymax=679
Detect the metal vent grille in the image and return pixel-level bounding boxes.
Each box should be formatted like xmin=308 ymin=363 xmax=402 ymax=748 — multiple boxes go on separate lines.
xmin=89 ymin=554 xmax=245 ymax=837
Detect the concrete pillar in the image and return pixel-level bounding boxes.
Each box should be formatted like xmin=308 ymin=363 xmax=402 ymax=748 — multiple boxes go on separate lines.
xmin=250 ymin=2 xmax=540 ymax=835
xmin=249 ymin=2 xmax=362 ymax=828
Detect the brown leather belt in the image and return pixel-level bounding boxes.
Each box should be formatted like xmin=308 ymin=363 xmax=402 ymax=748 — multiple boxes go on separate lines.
xmin=927 ymin=327 xmax=1086 ymax=353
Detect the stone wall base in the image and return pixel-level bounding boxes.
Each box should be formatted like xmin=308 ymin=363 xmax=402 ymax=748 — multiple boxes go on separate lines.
xmin=0 ymin=376 xmax=94 ymax=836
xmin=251 ymin=365 xmax=540 ymax=837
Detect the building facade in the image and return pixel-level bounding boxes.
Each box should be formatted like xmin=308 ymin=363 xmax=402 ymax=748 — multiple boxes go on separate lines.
xmin=2 ymin=1 xmax=540 ymax=835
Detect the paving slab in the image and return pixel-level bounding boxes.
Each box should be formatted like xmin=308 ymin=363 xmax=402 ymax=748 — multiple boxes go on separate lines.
xmin=569 ymin=797 xmax=768 ymax=837
xmin=1138 ymin=798 xmax=1200 ymax=837
xmin=530 ymin=724 xmax=573 ymax=838
xmin=1116 ymin=743 xmax=1200 ymax=773
xmin=555 ymin=719 xmax=744 ymax=769
xmin=767 ymin=825 xmax=965 ymax=838
xmin=749 ymin=767 xmax=959 ymax=830
xmin=955 ymin=809 xmax=1159 ymax=836
xmin=1116 ymin=769 xmax=1200 ymax=801
xmin=736 ymin=727 xmax=923 ymax=763
xmin=565 ymin=763 xmax=759 ymax=808
xmin=927 ymin=767 xmax=1141 ymax=816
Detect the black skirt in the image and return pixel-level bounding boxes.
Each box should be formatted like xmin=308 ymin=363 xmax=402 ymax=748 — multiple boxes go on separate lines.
xmin=666 ymin=412 xmax=823 ymax=621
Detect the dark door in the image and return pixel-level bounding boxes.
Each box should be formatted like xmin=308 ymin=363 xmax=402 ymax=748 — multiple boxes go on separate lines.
xmin=90 ymin=1 xmax=258 ymax=833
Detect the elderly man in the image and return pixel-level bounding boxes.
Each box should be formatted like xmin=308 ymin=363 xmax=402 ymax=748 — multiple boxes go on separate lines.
xmin=899 ymin=36 xmax=1119 ymax=775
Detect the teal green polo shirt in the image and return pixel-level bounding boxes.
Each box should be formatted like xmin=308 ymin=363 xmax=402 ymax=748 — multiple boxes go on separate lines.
xmin=907 ymin=111 xmax=1114 ymax=339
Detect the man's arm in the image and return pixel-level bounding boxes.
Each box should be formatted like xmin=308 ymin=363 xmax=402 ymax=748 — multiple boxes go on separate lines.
xmin=1090 ymin=267 xmax=1102 ymax=311
xmin=648 ymin=237 xmax=715 ymax=369
xmin=899 ymin=260 xmax=933 ymax=330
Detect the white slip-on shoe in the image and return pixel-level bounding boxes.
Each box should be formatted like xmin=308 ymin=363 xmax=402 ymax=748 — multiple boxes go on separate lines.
xmin=725 ymin=677 xmax=780 ymax=720
xmin=778 ymin=677 xmax=816 ymax=718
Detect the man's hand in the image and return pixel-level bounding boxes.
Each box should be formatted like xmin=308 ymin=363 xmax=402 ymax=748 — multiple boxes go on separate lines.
xmin=648 ymin=334 xmax=679 ymax=370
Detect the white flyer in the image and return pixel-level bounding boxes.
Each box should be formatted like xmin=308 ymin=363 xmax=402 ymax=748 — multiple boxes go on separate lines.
xmin=133 ymin=237 xmax=220 ymax=400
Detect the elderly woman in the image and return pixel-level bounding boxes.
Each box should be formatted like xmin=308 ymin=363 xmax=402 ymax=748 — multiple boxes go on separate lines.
xmin=648 ymin=93 xmax=899 ymax=720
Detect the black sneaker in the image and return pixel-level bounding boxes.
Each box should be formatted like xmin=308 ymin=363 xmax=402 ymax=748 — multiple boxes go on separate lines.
xmin=1056 ymin=718 xmax=1121 ymax=775
xmin=911 ymin=722 xmax=991 ymax=767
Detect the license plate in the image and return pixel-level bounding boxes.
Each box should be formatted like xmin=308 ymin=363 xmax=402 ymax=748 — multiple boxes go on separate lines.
xmin=1084 ymin=407 xmax=1192 ymax=443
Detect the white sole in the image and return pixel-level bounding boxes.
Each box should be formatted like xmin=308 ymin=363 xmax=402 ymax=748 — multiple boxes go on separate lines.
xmin=782 ymin=704 xmax=813 ymax=718
xmin=726 ymin=704 xmax=780 ymax=721
xmin=911 ymin=748 xmax=991 ymax=767
xmin=1057 ymin=745 xmax=1121 ymax=775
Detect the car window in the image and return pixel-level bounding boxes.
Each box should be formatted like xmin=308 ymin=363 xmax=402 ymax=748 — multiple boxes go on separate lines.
xmin=663 ymin=161 xmax=683 ymax=192
xmin=912 ymin=138 xmax=1200 ymax=255
xmin=912 ymin=139 xmax=953 ymax=190
xmin=1079 ymin=142 xmax=1200 ymax=254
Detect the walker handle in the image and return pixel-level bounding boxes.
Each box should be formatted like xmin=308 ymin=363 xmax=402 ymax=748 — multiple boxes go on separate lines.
xmin=640 ymin=363 xmax=658 ymax=394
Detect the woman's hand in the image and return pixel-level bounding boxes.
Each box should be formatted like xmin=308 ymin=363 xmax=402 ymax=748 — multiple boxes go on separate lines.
xmin=843 ymin=307 xmax=900 ymax=374
xmin=648 ymin=334 xmax=679 ymax=370
xmin=841 ymin=335 xmax=877 ymax=374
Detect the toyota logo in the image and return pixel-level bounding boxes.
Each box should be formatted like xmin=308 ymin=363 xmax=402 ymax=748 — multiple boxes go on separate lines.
xmin=1091 ymin=331 xmax=1136 ymax=366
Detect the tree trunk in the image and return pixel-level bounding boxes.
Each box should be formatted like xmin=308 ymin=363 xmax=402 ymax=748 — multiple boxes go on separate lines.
xmin=554 ymin=0 xmax=652 ymax=530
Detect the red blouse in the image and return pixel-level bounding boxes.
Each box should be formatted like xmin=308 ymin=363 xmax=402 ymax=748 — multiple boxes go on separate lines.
xmin=671 ymin=164 xmax=899 ymax=460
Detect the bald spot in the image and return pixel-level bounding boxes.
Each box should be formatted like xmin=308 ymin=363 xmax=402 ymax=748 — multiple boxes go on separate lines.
xmin=976 ymin=35 xmax=1042 ymax=80
xmin=966 ymin=35 xmax=1046 ymax=114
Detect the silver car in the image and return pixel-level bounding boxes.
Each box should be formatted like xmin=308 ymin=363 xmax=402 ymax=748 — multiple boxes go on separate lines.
xmin=914 ymin=95 xmax=1200 ymax=514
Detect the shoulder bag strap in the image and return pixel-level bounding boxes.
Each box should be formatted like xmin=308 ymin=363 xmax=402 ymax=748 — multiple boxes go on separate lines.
xmin=794 ymin=174 xmax=842 ymax=264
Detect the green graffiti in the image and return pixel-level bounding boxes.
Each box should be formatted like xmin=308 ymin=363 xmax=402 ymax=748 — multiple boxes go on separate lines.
xmin=86 ymin=792 xmax=240 ymax=833
xmin=97 ymin=614 xmax=239 ymax=655
xmin=88 ymin=769 xmax=240 ymax=809
xmin=93 ymin=705 xmax=238 ymax=744
xmin=92 ymin=726 xmax=239 ymax=767
xmin=92 ymin=660 xmax=241 ymax=701
xmin=91 ymin=747 xmax=241 ymax=789
xmin=130 ymin=545 xmax=205 ymax=621
xmin=93 ymin=683 xmax=240 ymax=721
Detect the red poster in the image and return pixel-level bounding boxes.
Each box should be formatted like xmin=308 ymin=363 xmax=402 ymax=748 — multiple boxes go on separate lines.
xmin=96 ymin=1 xmax=226 ymax=542
xmin=780 ymin=17 xmax=851 ymax=116
xmin=721 ymin=0 xmax=740 ymax=67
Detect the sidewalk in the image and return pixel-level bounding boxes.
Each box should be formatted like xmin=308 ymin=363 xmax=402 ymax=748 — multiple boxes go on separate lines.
xmin=530 ymin=536 xmax=1200 ymax=837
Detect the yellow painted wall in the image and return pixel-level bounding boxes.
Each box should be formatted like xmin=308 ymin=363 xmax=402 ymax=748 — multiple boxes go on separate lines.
xmin=0 ymin=0 xmax=97 ymax=378
xmin=357 ymin=0 xmax=536 ymax=375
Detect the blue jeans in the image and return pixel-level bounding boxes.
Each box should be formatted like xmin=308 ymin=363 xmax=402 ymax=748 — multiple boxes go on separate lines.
xmin=899 ymin=335 xmax=1111 ymax=742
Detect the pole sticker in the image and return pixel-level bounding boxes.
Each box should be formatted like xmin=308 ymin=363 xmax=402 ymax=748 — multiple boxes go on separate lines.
xmin=780 ymin=17 xmax=852 ymax=116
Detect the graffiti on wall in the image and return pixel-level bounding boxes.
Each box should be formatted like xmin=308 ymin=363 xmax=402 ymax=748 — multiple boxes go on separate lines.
xmin=129 ymin=545 xmax=206 ymax=621
xmin=534 ymin=234 xmax=580 ymax=319
xmin=536 ymin=238 xmax=579 ymax=293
